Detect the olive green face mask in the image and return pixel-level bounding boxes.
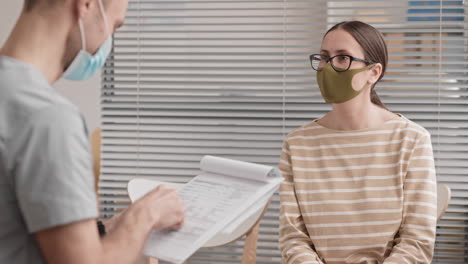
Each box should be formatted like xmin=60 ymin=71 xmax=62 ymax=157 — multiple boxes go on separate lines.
xmin=316 ymin=63 xmax=373 ymax=104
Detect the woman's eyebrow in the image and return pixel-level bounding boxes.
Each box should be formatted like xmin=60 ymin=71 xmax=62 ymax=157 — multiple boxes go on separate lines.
xmin=335 ymin=49 xmax=352 ymax=54
xmin=320 ymin=49 xmax=353 ymax=54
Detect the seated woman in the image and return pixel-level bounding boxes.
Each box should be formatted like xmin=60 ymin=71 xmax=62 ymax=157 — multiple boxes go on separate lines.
xmin=278 ymin=21 xmax=437 ymax=264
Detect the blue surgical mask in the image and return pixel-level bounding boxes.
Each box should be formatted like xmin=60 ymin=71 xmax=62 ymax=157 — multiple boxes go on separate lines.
xmin=63 ymin=0 xmax=112 ymax=81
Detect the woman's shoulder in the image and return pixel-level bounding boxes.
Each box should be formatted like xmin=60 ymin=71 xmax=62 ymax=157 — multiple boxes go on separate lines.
xmin=284 ymin=114 xmax=431 ymax=142
xmin=392 ymin=114 xmax=431 ymax=139
xmin=284 ymin=119 xmax=324 ymax=139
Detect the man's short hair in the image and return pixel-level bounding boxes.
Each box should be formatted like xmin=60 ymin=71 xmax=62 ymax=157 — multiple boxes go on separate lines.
xmin=24 ymin=0 xmax=59 ymax=11
xmin=24 ymin=0 xmax=109 ymax=12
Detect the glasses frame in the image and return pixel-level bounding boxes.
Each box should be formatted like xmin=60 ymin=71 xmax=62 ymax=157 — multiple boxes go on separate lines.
xmin=309 ymin=54 xmax=374 ymax=72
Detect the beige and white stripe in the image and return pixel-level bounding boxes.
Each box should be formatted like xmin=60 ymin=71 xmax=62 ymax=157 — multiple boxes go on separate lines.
xmin=279 ymin=116 xmax=437 ymax=264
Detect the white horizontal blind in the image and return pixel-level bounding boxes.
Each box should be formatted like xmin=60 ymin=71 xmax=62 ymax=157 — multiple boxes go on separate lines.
xmin=100 ymin=0 xmax=468 ymax=263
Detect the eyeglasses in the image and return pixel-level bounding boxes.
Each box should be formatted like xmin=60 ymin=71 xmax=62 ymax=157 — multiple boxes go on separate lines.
xmin=309 ymin=54 xmax=373 ymax=72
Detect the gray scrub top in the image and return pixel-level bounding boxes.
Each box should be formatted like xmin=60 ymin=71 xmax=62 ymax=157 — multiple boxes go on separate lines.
xmin=0 ymin=56 xmax=98 ymax=263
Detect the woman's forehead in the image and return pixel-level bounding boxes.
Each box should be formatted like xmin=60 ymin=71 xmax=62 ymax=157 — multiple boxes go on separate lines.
xmin=321 ymin=29 xmax=364 ymax=56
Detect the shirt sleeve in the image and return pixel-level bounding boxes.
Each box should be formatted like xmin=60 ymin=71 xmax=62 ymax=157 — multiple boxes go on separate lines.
xmin=383 ymin=133 xmax=437 ymax=263
xmin=13 ymin=104 xmax=98 ymax=233
xmin=278 ymin=140 xmax=325 ymax=264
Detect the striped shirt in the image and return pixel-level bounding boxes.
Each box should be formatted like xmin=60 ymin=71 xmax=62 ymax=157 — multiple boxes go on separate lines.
xmin=278 ymin=115 xmax=437 ymax=264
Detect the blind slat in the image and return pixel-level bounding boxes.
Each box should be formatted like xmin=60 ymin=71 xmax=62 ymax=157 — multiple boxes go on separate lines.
xmin=100 ymin=0 xmax=468 ymax=263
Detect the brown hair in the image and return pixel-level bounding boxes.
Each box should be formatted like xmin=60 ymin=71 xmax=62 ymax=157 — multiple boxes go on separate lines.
xmin=23 ymin=0 xmax=59 ymax=11
xmin=23 ymin=0 xmax=109 ymax=12
xmin=325 ymin=21 xmax=388 ymax=109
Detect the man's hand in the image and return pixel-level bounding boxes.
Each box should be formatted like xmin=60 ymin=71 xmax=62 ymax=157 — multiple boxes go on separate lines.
xmin=132 ymin=184 xmax=185 ymax=230
xmin=102 ymin=184 xmax=185 ymax=234
xmin=35 ymin=185 xmax=185 ymax=264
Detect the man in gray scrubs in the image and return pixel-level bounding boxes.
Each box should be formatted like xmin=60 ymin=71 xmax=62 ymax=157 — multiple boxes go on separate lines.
xmin=0 ymin=0 xmax=185 ymax=263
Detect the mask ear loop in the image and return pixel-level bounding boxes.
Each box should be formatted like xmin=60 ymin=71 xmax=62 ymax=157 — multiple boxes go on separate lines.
xmin=77 ymin=0 xmax=108 ymax=53
xmin=367 ymin=63 xmax=379 ymax=90
xmin=97 ymin=0 xmax=110 ymax=35
xmin=78 ymin=20 xmax=86 ymax=51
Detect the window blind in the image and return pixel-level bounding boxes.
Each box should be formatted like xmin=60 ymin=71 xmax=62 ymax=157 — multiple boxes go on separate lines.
xmin=100 ymin=0 xmax=468 ymax=263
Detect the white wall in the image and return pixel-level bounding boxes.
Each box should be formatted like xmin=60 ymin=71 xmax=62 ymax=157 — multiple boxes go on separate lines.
xmin=1 ymin=2 xmax=101 ymax=134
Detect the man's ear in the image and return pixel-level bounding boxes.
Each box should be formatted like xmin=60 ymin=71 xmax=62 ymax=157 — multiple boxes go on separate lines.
xmin=74 ymin=0 xmax=94 ymax=19
xmin=368 ymin=63 xmax=383 ymax=85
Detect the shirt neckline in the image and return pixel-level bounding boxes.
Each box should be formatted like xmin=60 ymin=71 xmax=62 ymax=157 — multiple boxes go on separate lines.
xmin=312 ymin=113 xmax=406 ymax=133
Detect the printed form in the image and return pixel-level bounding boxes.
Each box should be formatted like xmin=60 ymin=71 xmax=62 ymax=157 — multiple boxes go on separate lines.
xmin=142 ymin=156 xmax=282 ymax=264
